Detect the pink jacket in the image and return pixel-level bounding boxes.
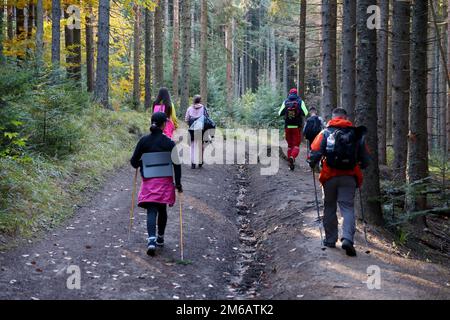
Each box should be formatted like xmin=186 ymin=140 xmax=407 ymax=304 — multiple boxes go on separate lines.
xmin=153 ymin=104 xmax=176 ymax=139
xmin=138 ymin=177 xmax=176 ymax=206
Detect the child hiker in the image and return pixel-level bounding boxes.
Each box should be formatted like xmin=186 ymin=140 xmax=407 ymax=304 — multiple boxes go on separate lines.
xmin=130 ymin=112 xmax=183 ymax=256
xmin=278 ymin=88 xmax=309 ymax=171
xmin=153 ymin=87 xmax=179 ymax=139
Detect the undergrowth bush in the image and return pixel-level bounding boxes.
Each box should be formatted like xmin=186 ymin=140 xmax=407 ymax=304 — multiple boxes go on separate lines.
xmin=0 ymin=66 xmax=148 ymax=240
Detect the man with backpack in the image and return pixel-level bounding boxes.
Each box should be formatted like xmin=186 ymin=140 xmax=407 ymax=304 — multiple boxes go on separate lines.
xmin=308 ymin=108 xmax=370 ymax=257
xmin=278 ymin=88 xmax=309 ymax=171
xmin=303 ymin=107 xmax=326 ymax=150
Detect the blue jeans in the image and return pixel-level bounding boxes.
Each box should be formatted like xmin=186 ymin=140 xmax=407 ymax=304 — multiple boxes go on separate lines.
xmin=147 ymin=203 xmax=168 ymax=239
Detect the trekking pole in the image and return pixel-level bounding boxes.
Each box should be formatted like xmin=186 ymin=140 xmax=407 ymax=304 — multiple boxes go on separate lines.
xmin=128 ymin=168 xmax=138 ymax=241
xmin=358 ymin=188 xmax=371 ymax=254
xmin=179 ymin=192 xmax=184 ymax=261
xmin=312 ymin=168 xmax=325 ymax=248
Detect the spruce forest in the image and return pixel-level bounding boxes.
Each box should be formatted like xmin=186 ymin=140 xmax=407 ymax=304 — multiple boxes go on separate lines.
xmin=0 ymin=0 xmax=449 ymax=301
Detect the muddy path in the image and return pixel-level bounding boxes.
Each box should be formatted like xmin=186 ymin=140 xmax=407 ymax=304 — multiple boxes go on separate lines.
xmin=0 ymin=164 xmax=243 ymax=300
xmin=243 ymin=145 xmax=450 ymax=300
xmin=0 ymin=144 xmax=449 ymax=300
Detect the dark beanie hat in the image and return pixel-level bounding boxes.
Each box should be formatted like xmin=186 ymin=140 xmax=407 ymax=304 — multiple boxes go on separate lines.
xmin=151 ymin=112 xmax=168 ymax=127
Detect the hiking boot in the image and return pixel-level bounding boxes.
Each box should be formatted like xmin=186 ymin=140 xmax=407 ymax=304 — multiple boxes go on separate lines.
xmin=341 ymin=239 xmax=357 ymax=257
xmin=156 ymin=235 xmax=165 ymax=247
xmin=323 ymin=241 xmax=336 ymax=248
xmin=147 ymin=237 xmax=157 ymax=256
xmin=289 ymin=157 xmax=295 ymax=171
xmin=191 ymin=164 xmax=196 ymax=169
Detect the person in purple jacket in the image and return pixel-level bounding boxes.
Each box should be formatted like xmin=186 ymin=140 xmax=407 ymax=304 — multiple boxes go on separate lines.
xmin=130 ymin=112 xmax=183 ymax=256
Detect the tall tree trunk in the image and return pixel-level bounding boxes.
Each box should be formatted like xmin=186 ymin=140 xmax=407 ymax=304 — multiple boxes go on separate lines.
xmin=7 ymin=1 xmax=13 ymax=40
xmin=172 ymin=0 xmax=180 ymax=103
xmin=340 ymin=0 xmax=356 ymax=120
xmin=15 ymin=5 xmax=25 ymax=60
xmin=144 ymin=8 xmax=153 ymax=110
xmin=270 ymin=27 xmax=276 ymax=89
xmin=133 ymin=4 xmax=142 ymax=109
xmin=448 ymin=0 xmax=450 ymax=155
xmin=431 ymin=30 xmax=440 ymax=151
xmin=283 ymin=45 xmax=288 ymax=94
xmin=94 ymin=0 xmax=111 ymax=110
xmin=154 ymin=0 xmax=164 ymax=89
xmin=386 ymin=1 xmax=393 ymax=144
xmin=86 ymin=5 xmax=95 ymax=92
xmin=355 ymin=0 xmax=383 ymax=225
xmin=200 ymin=0 xmax=208 ymax=105
xmin=439 ymin=2 xmax=448 ymax=152
xmin=427 ymin=7 xmax=434 ymax=152
xmin=16 ymin=6 xmax=25 ymax=37
xmin=407 ymin=0 xmax=428 ymax=215
xmin=72 ymin=2 xmax=82 ymax=83
xmin=164 ymin=0 xmax=169 ymax=31
xmin=392 ymin=0 xmax=410 ymax=183
xmin=35 ymin=0 xmax=44 ymax=66
xmin=27 ymin=3 xmax=34 ymax=39
xmin=0 ymin=0 xmax=4 ymax=64
xmin=225 ymin=17 xmax=233 ymax=113
xmin=180 ymin=0 xmax=191 ymax=114
xmin=51 ymin=0 xmax=61 ymax=69
xmin=377 ymin=0 xmax=389 ymax=165
xmin=64 ymin=6 xmax=74 ymax=78
xmin=297 ymin=0 xmax=306 ymax=98
xmin=321 ymin=0 xmax=337 ymax=121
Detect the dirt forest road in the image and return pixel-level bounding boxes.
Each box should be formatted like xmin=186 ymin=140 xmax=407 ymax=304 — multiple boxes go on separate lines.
xmin=0 ymin=145 xmax=449 ymax=300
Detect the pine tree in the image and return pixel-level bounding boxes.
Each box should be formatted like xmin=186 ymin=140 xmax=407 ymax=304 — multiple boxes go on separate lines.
xmin=355 ymin=0 xmax=383 ymax=225
xmin=94 ymin=0 xmax=111 ymax=109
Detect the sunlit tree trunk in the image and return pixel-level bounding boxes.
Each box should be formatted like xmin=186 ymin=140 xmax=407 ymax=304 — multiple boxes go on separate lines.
xmin=154 ymin=0 xmax=164 ymax=89
xmin=144 ymin=8 xmax=153 ymax=110
xmin=133 ymin=4 xmax=142 ymax=109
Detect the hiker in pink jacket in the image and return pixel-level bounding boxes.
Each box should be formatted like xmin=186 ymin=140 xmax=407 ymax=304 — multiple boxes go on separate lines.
xmin=130 ymin=112 xmax=183 ymax=256
xmin=152 ymin=87 xmax=179 ymax=139
xmin=185 ymin=95 xmax=209 ymax=169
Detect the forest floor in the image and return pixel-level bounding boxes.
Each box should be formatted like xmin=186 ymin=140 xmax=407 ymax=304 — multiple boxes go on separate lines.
xmin=0 ymin=144 xmax=449 ymax=300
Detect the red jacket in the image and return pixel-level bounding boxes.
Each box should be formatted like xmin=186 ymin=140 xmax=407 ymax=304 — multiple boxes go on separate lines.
xmin=310 ymin=117 xmax=367 ymax=187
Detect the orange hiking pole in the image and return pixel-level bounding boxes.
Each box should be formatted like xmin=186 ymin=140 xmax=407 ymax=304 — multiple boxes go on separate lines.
xmin=128 ymin=168 xmax=138 ymax=241
xmin=179 ymin=192 xmax=184 ymax=261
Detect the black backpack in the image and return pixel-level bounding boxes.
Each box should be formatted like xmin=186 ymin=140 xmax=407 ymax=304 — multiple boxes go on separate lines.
xmin=324 ymin=127 xmax=358 ymax=170
xmin=304 ymin=116 xmax=323 ymax=142
xmin=284 ymin=100 xmax=302 ymax=126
